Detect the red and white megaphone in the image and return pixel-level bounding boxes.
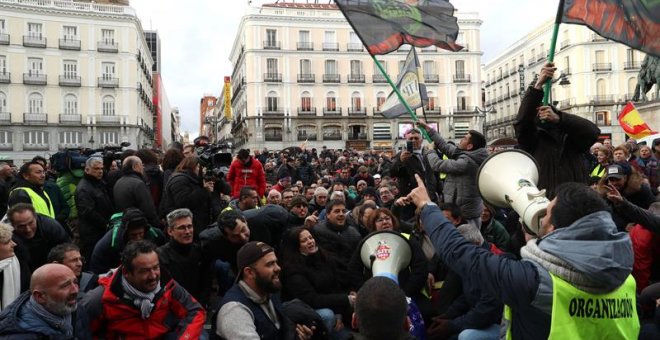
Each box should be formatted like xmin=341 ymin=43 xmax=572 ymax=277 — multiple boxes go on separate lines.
xmin=359 ymin=230 xmax=412 ymax=284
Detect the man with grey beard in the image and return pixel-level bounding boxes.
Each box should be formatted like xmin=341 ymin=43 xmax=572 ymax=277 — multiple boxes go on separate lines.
xmin=0 ymin=263 xmax=92 ymax=338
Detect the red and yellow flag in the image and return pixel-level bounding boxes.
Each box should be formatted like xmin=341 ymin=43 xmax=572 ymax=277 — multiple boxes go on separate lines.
xmin=618 ymin=102 xmax=657 ymax=139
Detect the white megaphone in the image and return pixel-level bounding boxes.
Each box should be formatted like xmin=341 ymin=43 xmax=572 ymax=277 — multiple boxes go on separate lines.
xmin=477 ymin=149 xmax=549 ymax=236
xmin=359 ymin=230 xmax=411 ymax=284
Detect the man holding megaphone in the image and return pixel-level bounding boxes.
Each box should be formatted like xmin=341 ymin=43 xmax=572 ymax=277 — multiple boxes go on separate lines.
xmin=405 ymin=174 xmax=639 ymax=339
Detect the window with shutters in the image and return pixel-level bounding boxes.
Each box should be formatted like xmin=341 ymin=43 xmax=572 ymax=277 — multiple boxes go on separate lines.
xmin=63 ymin=94 xmax=77 ymax=114
xmin=102 ymin=95 xmax=115 ymax=116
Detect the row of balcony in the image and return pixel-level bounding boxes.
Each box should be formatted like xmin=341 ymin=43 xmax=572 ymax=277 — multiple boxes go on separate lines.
xmin=265 ymin=132 xmax=367 ymax=142
xmin=18 ymin=35 xmax=119 ymax=52
xmin=1 ymin=72 xmax=121 ymax=87
xmin=263 ymin=41 xmax=466 ymax=53
xmin=0 ymin=113 xmax=129 ymax=125
xmin=261 ymin=105 xmax=475 ymax=116
xmin=265 ymin=73 xmax=472 ymax=84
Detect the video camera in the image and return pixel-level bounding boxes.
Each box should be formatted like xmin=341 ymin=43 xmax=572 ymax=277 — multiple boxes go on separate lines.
xmin=194 ymin=138 xmax=233 ymax=180
xmin=86 ymin=142 xmax=132 ymax=169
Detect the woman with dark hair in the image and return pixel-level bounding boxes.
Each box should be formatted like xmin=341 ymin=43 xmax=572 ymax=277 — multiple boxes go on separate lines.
xmin=347 ymin=201 xmax=377 ymax=238
xmin=347 ymin=208 xmax=428 ymax=306
xmin=160 ymin=157 xmax=214 ymax=238
xmin=281 ymin=227 xmax=354 ymax=340
xmin=136 ymin=148 xmax=164 ymax=209
xmin=161 ymin=148 xmax=184 ymax=186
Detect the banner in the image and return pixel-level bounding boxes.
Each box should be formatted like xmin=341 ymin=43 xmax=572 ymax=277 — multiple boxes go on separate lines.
xmin=562 ymin=0 xmax=659 ymax=57
xmin=379 ymin=48 xmax=428 ymax=118
xmin=334 ymin=0 xmax=462 ymax=55
xmin=223 ymin=76 xmax=232 ymax=119
xmin=618 ymin=102 xmax=657 ymax=140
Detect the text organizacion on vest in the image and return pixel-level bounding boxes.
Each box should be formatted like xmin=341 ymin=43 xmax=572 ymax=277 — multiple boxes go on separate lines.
xmin=568 ymin=296 xmax=635 ymax=319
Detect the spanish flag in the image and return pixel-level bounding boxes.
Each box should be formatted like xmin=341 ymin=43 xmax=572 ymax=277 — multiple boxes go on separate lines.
xmin=618 ymin=102 xmax=657 ymax=140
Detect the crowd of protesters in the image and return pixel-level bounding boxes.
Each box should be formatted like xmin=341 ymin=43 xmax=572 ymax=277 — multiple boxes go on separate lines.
xmin=0 ymin=62 xmax=658 ymax=339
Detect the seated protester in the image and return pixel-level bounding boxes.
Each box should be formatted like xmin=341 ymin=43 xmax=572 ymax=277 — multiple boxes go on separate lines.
xmin=157 ymin=208 xmax=211 ymax=306
xmin=317 ymin=190 xmax=347 ymax=221
xmin=0 ymin=264 xmax=91 ymax=339
xmin=351 ymin=277 xmax=415 ymax=340
xmin=378 ymin=185 xmax=396 ymax=210
xmin=83 ymin=241 xmax=206 ymax=339
xmin=215 ymin=241 xmax=314 ymax=340
xmin=312 ymin=200 xmax=362 ymax=263
xmin=480 ymin=205 xmax=511 ymax=252
xmin=47 ymin=243 xmax=98 ymax=297
xmin=8 ymin=203 xmax=70 ymax=273
xmin=0 ymin=223 xmax=24 ymax=310
xmin=89 ymin=208 xmax=166 ymax=274
xmin=427 ymin=223 xmax=503 ymax=339
xmin=200 ymin=209 xmax=251 ymax=294
xmin=225 ymin=186 xmax=260 ymax=212
xmin=308 ymin=187 xmax=328 ymax=215
xmin=598 ymin=163 xmax=657 ymax=231
xmin=440 ymin=202 xmax=466 ymax=226
xmin=287 ymin=195 xmax=310 ymax=229
xmin=347 ymin=208 xmax=428 ymax=307
xmin=347 ymin=201 xmax=377 ymax=238
xmin=281 ymin=189 xmax=295 ymax=209
xmin=280 ymin=227 xmax=354 ymax=339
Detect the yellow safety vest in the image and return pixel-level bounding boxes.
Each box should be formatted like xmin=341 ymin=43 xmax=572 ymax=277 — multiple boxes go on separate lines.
xmin=590 ymin=164 xmax=606 ymax=178
xmin=505 ymin=273 xmax=639 ymax=339
xmin=10 ymin=187 xmax=55 ymax=218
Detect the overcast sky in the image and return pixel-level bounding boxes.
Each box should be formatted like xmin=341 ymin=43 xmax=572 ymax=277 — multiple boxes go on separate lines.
xmin=130 ymin=0 xmax=560 ymax=138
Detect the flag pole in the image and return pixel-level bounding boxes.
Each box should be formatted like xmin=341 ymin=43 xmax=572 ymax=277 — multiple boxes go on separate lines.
xmin=543 ymin=0 xmax=565 ymax=105
xmin=371 ymin=54 xmax=432 ymax=142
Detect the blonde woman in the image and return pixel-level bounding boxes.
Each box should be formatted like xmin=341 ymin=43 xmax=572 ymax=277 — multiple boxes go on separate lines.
xmin=0 ymin=223 xmax=20 ymax=311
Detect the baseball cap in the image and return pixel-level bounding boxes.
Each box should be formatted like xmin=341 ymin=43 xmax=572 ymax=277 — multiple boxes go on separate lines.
xmin=235 ymin=241 xmax=275 ymax=283
xmin=606 ymin=164 xmax=626 ymax=179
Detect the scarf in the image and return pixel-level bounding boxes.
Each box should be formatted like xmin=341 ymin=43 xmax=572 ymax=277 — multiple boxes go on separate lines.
xmin=0 ymin=255 xmax=20 ymax=311
xmin=25 ymin=296 xmax=73 ymax=337
xmin=120 ymin=275 xmax=161 ymax=319
xmin=520 ymin=239 xmax=609 ymax=294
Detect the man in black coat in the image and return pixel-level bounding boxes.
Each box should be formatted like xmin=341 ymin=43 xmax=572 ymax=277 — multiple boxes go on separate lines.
xmin=112 ymin=156 xmax=161 ymax=229
xmin=514 ymin=62 xmax=600 ymax=199
xmin=75 ymin=157 xmax=114 ymax=263
xmin=157 ymin=208 xmax=211 ymax=306
xmin=8 ymin=203 xmax=70 ymax=272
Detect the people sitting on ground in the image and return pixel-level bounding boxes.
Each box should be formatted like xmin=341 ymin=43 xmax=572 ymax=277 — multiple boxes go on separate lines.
xmin=479 ymin=205 xmax=511 ymax=252
xmin=83 ymin=240 xmax=207 ymax=339
xmin=47 ymin=243 xmax=98 ymax=297
xmin=0 ymin=263 xmax=91 ymax=338
xmin=89 ymin=208 xmax=166 ymax=274
xmin=312 ymin=199 xmax=362 ymax=263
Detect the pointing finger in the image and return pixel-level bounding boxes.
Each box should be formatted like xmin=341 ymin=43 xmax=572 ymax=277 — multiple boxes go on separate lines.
xmin=415 ymin=174 xmax=425 ymax=187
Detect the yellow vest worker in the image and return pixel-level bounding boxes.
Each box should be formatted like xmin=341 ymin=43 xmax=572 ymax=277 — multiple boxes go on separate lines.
xmin=10 ymin=187 xmax=55 ymax=219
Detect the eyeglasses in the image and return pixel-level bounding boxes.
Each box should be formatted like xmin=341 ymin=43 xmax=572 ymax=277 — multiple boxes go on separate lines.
xmin=375 ymin=216 xmax=392 ymax=223
xmin=173 ymin=224 xmax=194 ymax=231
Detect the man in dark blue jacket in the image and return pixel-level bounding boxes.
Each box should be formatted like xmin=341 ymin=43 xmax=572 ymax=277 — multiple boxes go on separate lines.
xmin=405 ymin=174 xmax=639 ymax=339
xmin=0 ymin=263 xmax=91 ymax=339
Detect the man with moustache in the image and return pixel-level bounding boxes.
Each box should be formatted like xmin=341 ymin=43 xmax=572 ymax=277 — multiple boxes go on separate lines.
xmin=215 ymin=241 xmax=314 ymax=340
xmin=83 ymin=240 xmax=206 ymax=339
xmin=157 ymin=208 xmax=211 ymax=305
xmin=0 ymin=263 xmax=91 ymax=338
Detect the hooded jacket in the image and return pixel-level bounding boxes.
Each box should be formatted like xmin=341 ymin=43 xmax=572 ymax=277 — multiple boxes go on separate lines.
xmin=89 ymin=222 xmax=166 ymax=274
xmin=0 ymin=291 xmax=92 ymax=339
xmin=226 ymin=156 xmax=266 ymax=199
xmin=427 ymin=130 xmax=489 ymax=220
xmin=420 ymin=204 xmax=634 ymax=339
xmin=82 ymin=266 xmax=206 ymax=339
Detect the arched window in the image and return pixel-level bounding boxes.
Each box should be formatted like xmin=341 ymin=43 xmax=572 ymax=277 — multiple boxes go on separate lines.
xmin=376 ymin=91 xmax=386 ymax=110
xmin=28 ymin=92 xmax=43 ymax=113
xmin=102 ymin=95 xmax=115 ymax=116
xmin=63 ymin=94 xmax=77 ymax=114
xmin=326 ymin=91 xmax=337 ymax=111
xmin=300 ymin=91 xmax=312 ymax=112
xmin=351 ymin=91 xmax=362 ymax=110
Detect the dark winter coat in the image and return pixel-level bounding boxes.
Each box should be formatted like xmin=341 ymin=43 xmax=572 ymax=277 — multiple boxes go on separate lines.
xmin=89 ymin=223 xmax=166 ymax=274
xmin=391 ymin=149 xmax=437 ymax=199
xmin=44 ymin=180 xmax=70 ymax=226
xmin=112 ymin=171 xmax=161 ymax=228
xmin=312 ymin=221 xmax=362 ymax=262
xmin=0 ymin=291 xmax=92 ymax=339
xmin=157 ymin=240 xmax=211 ymax=305
xmin=143 ymin=164 xmax=164 ymax=209
xmin=160 ymin=170 xmax=213 ymax=237
xmin=515 ymin=87 xmax=600 ymax=198
xmin=75 ymin=173 xmax=114 ymax=259
xmin=13 ymin=214 xmax=70 ymax=272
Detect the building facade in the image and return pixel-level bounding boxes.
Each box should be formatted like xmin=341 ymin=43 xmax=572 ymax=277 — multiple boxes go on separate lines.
xmin=483 ymin=19 xmax=647 ymax=145
xmin=0 ymin=0 xmax=155 ymax=163
xmin=227 ymin=2 xmax=483 ymax=152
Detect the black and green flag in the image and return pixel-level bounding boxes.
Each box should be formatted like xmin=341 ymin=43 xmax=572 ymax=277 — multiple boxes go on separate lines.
xmin=334 ymin=0 xmax=462 ymax=55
